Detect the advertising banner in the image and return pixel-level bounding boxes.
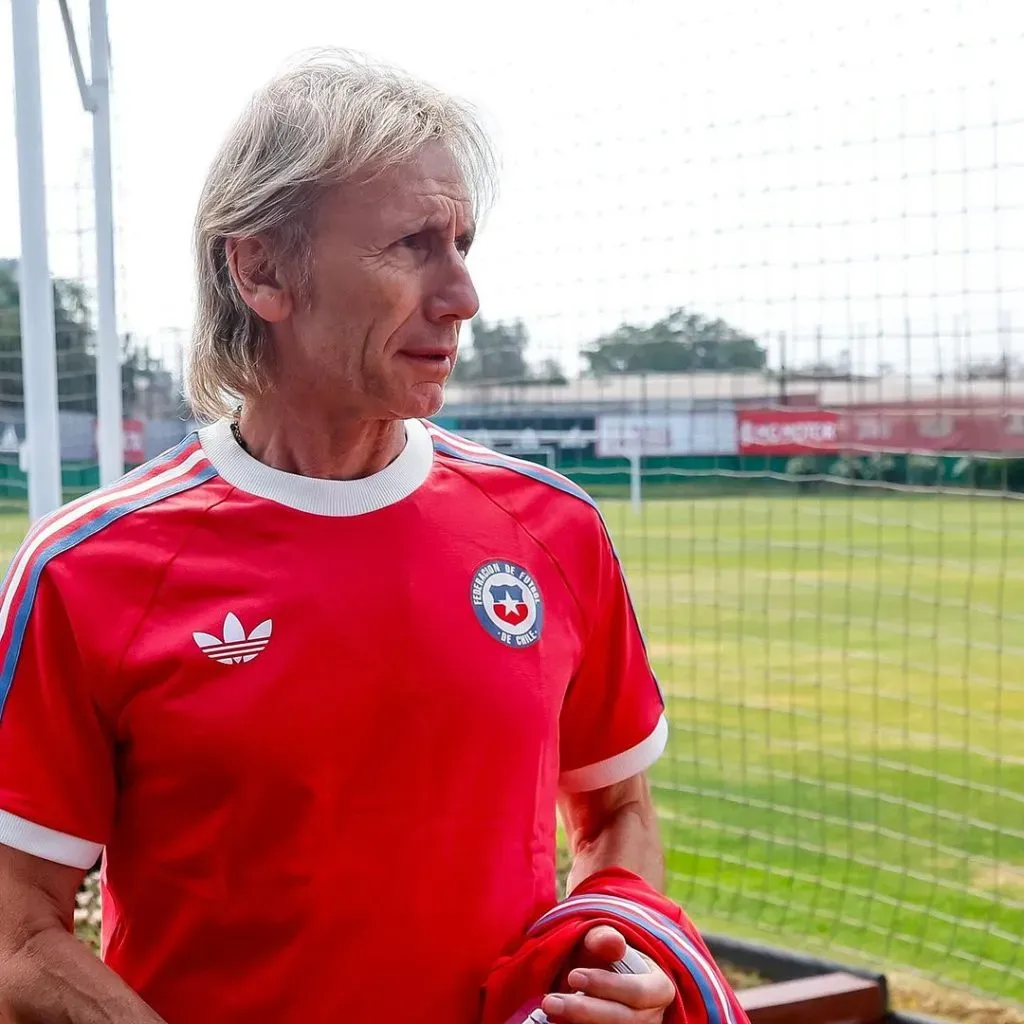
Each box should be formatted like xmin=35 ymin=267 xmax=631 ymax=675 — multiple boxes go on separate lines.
xmin=123 ymin=418 xmax=147 ymax=463
xmin=594 ymin=406 xmax=1024 ymax=459
xmin=595 ymin=413 xmax=738 ymax=457
xmin=737 ymin=409 xmax=840 ymax=455
xmin=93 ymin=417 xmax=147 ymax=464
xmin=836 ymin=408 xmax=1024 ymax=454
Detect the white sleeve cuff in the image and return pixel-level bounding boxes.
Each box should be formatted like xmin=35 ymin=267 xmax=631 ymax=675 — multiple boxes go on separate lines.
xmin=0 ymin=808 xmax=102 ymax=869
xmin=558 ymin=714 xmax=669 ymax=793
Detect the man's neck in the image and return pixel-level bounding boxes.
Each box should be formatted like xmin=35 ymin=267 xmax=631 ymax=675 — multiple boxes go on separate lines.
xmin=235 ymin=400 xmax=407 ymax=481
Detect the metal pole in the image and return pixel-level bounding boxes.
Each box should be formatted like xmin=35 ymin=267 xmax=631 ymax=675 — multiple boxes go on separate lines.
xmin=11 ymin=0 xmax=63 ymax=520
xmin=90 ymin=0 xmax=123 ymax=484
xmin=629 ymin=452 xmax=642 ymax=513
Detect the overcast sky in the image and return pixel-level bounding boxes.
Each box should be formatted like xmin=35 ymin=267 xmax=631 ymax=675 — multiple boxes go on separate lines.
xmin=2 ymin=0 xmax=1023 ymax=377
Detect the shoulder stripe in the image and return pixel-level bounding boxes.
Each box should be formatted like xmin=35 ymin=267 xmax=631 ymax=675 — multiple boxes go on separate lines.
xmin=17 ymin=433 xmax=202 ymax=553
xmin=0 ymin=447 xmax=215 ymax=719
xmin=118 ymin=431 xmax=202 ymax=485
xmin=5 ymin=436 xmax=205 ymax=601
xmin=532 ymin=894 xmax=737 ymax=1024
xmin=426 ymin=423 xmax=598 ymax=510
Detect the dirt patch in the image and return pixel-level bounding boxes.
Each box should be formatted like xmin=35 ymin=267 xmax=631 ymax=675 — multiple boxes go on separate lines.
xmin=718 ymin=962 xmax=766 ymax=990
xmin=971 ymin=863 xmax=1024 ymax=894
xmin=889 ymin=972 xmax=1024 ymax=1024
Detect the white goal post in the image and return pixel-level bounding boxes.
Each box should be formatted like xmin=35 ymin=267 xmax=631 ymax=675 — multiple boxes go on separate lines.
xmin=10 ymin=0 xmax=122 ymax=520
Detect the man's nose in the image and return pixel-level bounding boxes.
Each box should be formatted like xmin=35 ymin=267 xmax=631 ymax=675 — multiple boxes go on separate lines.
xmin=425 ymin=251 xmax=480 ymax=324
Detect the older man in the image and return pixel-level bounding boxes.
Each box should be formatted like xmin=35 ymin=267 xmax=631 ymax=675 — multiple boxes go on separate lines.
xmin=0 ymin=51 xmax=679 ymax=1023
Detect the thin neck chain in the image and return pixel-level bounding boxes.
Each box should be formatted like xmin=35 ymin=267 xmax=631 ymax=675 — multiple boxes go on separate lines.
xmin=230 ymin=407 xmax=252 ymax=456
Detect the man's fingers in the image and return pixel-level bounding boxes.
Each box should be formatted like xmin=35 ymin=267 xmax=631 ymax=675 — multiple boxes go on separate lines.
xmin=553 ymin=929 xmax=675 ymax=1021
xmin=582 ymin=924 xmax=628 ymax=963
xmin=567 ymin=965 xmax=676 ymax=1010
xmin=541 ymin=990 xmax=657 ymax=1023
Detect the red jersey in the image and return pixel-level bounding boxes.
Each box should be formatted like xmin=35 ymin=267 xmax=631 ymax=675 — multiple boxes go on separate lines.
xmin=0 ymin=418 xmax=666 ymax=1023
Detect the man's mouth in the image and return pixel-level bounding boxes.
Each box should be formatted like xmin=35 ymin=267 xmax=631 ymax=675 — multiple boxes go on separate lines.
xmin=400 ymin=349 xmax=455 ymax=371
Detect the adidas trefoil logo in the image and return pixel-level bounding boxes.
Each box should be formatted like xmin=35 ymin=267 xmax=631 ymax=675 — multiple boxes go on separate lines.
xmin=193 ymin=612 xmax=273 ymax=665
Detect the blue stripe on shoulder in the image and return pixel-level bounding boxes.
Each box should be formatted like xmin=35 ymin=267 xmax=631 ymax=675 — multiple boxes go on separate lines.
xmin=534 ymin=896 xmax=732 ymax=1024
xmin=0 ymin=462 xmax=217 ymax=720
xmin=116 ymin=432 xmax=200 ymax=486
xmin=5 ymin=432 xmax=202 ymax=588
xmin=431 ymin=436 xmax=598 ymax=511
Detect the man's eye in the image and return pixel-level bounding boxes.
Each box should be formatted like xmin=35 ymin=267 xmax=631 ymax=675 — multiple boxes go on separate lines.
xmin=399 ymin=233 xmax=428 ymax=250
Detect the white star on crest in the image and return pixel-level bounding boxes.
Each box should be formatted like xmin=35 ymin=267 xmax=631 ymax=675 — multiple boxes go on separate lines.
xmin=497 ymin=593 xmax=521 ymax=615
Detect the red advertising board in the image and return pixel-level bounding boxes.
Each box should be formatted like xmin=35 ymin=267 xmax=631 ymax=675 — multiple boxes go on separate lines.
xmin=836 ymin=408 xmax=1024 ymax=454
xmin=738 ymin=406 xmax=1024 ymax=455
xmin=738 ymin=409 xmax=840 ymax=455
xmin=93 ymin=417 xmax=147 ymax=464
xmin=123 ymin=418 xmax=146 ymax=463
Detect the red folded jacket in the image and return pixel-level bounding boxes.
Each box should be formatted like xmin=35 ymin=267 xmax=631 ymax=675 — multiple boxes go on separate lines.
xmin=482 ymin=868 xmax=749 ymax=1024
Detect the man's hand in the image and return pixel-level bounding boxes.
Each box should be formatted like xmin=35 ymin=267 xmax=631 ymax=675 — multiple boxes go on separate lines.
xmin=540 ymin=925 xmax=675 ymax=1023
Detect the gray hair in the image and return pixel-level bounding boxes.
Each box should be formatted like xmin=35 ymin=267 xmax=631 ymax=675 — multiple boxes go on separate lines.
xmin=186 ymin=48 xmax=497 ymax=421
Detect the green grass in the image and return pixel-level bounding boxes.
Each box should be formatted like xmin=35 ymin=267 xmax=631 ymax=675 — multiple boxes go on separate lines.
xmin=3 ymin=491 xmax=1021 ymax=1003
xmin=599 ymin=492 xmax=1024 ymax=1003
xmin=0 ymin=509 xmax=32 ymax=562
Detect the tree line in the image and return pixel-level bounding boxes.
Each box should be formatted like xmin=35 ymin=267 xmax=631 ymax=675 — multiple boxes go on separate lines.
xmin=0 ymin=260 xmax=166 ymax=415
xmin=454 ymin=315 xmax=1024 ymax=385
xmin=452 ymin=308 xmax=768 ymax=384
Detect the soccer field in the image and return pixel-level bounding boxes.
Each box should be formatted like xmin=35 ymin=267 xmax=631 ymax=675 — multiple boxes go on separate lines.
xmin=598 ymin=493 xmax=1024 ymax=1003
xmin=1 ymin=493 xmax=1020 ymax=1003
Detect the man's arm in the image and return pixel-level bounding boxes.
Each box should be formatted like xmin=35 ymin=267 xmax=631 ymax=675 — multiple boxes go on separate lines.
xmin=0 ymin=845 xmax=165 ymax=1024
xmin=558 ymin=771 xmax=664 ymax=894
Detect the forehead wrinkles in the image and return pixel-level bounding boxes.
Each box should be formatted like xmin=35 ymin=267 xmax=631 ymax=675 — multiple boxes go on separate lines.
xmin=386 ymin=167 xmax=470 ymax=211
xmin=415 ymin=191 xmax=472 ymax=230
xmin=317 ymin=163 xmax=474 ymax=241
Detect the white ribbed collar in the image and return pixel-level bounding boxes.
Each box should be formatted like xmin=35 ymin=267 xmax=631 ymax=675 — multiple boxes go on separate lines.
xmin=197 ymin=417 xmax=433 ymax=516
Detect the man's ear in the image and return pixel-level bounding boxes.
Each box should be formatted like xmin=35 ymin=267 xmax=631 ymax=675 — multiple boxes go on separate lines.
xmin=224 ymin=236 xmax=293 ymax=323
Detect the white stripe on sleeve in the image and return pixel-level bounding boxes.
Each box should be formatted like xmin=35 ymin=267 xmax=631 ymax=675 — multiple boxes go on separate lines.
xmin=559 ymin=714 xmax=669 ymax=793
xmin=0 ymin=808 xmax=102 ymax=869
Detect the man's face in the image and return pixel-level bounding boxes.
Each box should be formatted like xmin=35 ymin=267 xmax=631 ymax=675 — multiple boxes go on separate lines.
xmin=275 ymin=143 xmax=479 ymax=421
